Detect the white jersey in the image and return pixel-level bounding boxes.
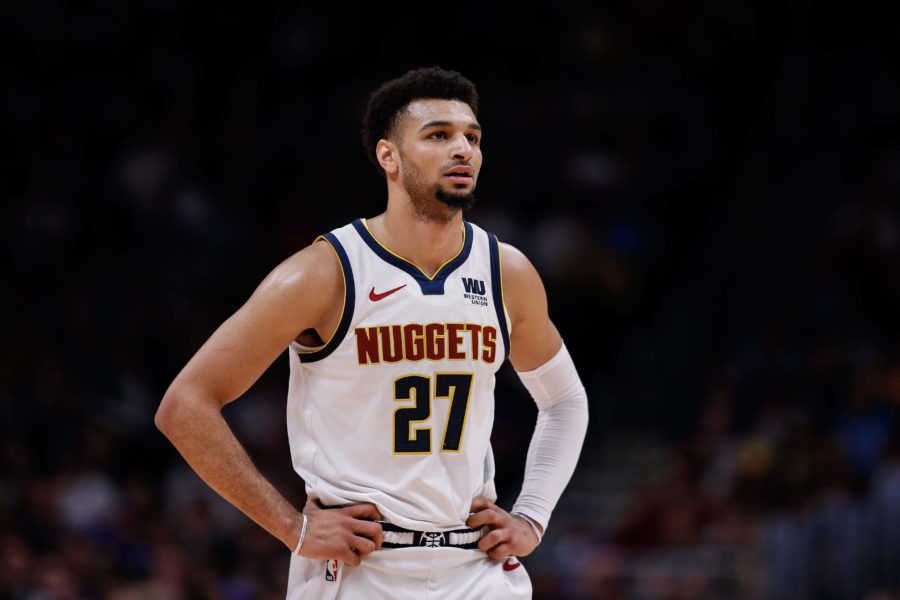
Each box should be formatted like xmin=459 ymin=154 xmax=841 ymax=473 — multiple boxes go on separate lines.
xmin=286 ymin=218 xmax=510 ymax=531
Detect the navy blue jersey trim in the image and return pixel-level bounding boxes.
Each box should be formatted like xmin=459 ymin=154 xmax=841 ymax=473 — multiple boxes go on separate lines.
xmin=351 ymin=219 xmax=473 ymax=295
xmin=488 ymin=233 xmax=510 ymax=363
xmin=298 ymin=233 xmax=355 ymax=363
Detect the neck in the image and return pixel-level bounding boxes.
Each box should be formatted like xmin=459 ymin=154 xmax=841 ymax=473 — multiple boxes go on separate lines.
xmin=367 ymin=204 xmax=464 ymax=278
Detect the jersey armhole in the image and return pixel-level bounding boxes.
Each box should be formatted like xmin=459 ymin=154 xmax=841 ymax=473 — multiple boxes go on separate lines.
xmin=298 ymin=233 xmax=355 ymax=363
xmin=488 ymin=233 xmax=511 ymax=363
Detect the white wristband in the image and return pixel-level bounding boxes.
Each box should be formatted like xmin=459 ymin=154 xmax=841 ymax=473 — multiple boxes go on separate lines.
xmin=513 ymin=511 xmax=543 ymax=544
xmin=293 ymin=514 xmax=309 ymax=555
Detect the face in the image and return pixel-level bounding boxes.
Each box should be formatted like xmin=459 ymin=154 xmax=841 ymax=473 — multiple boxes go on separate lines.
xmin=393 ymin=99 xmax=483 ymax=221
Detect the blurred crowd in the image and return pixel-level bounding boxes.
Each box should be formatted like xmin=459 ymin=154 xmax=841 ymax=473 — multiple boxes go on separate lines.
xmin=2 ymin=1 xmax=898 ymax=599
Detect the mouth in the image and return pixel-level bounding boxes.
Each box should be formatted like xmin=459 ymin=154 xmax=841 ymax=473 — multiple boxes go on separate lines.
xmin=443 ymin=165 xmax=475 ymax=185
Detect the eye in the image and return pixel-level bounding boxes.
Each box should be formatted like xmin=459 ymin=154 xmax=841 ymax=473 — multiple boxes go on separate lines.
xmin=429 ymin=131 xmax=448 ymax=140
xmin=466 ymin=134 xmax=480 ymax=144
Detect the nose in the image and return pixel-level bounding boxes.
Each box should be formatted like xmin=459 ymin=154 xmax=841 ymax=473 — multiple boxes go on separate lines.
xmin=449 ymin=133 xmax=474 ymax=161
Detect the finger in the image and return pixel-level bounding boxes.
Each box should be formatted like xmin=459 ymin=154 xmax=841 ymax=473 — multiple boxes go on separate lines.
xmin=352 ymin=536 xmax=377 ymax=557
xmin=343 ymin=502 xmax=383 ymax=521
xmin=478 ymin=529 xmax=505 ymax=553
xmin=488 ymin=543 xmax=513 ymax=560
xmin=342 ymin=549 xmax=361 ymax=567
xmin=372 ymin=523 xmax=383 ymax=548
xmin=466 ymin=511 xmax=483 ymax=528
xmin=352 ymin=520 xmax=383 ymax=547
xmin=469 ymin=497 xmax=494 ymax=513
xmin=467 ymin=508 xmax=502 ymax=529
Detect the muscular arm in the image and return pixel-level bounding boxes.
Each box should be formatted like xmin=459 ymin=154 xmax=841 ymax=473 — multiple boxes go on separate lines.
xmin=155 ymin=241 xmax=381 ymax=563
xmin=468 ymin=242 xmax=588 ymax=559
xmin=501 ymin=243 xmax=563 ymax=372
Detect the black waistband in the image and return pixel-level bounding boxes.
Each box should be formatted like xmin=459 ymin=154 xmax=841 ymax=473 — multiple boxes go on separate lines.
xmin=312 ymin=502 xmax=485 ymax=550
xmin=378 ymin=521 xmax=485 ymax=550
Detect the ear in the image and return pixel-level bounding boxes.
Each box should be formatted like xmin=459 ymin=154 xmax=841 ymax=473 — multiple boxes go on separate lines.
xmin=376 ymin=139 xmax=399 ymax=175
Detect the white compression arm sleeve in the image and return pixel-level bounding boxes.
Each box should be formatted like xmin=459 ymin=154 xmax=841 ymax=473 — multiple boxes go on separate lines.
xmin=511 ymin=344 xmax=588 ymax=532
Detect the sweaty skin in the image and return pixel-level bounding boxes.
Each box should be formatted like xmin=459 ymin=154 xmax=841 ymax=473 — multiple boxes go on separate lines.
xmin=155 ymin=98 xmax=558 ymax=563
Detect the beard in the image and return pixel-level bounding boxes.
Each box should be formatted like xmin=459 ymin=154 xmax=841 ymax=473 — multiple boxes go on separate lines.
xmin=400 ymin=152 xmax=478 ymax=222
xmin=435 ymin=186 xmax=477 ymax=211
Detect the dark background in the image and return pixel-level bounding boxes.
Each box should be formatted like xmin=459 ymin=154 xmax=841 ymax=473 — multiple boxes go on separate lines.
xmin=2 ymin=2 xmax=899 ymax=598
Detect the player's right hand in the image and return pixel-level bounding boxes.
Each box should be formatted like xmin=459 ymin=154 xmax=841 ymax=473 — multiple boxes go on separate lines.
xmin=297 ymin=498 xmax=383 ymax=566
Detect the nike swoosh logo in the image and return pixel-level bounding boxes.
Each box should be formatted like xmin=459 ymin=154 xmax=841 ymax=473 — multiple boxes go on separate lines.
xmin=502 ymin=558 xmax=521 ymax=571
xmin=369 ymin=284 xmax=407 ymax=301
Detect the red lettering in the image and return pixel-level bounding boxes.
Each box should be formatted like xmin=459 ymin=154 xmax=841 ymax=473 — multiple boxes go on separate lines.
xmin=447 ymin=324 xmax=465 ymax=359
xmin=355 ymin=327 xmax=380 ymax=364
xmin=379 ymin=325 xmax=403 ymax=362
xmin=358 ymin=322 xmax=495 ymax=364
xmin=465 ymin=323 xmax=482 ymax=358
xmin=482 ymin=326 xmax=497 ymax=363
xmin=404 ymin=324 xmax=425 ymax=361
xmin=426 ymin=323 xmax=446 ymax=361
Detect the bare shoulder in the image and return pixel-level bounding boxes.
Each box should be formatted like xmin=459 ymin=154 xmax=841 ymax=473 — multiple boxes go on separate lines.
xmin=498 ymin=242 xmax=562 ymax=371
xmin=241 ymin=237 xmax=345 ymax=338
xmin=498 ymin=242 xmax=546 ymax=319
xmin=498 ymin=241 xmax=535 ymax=276
xmin=255 ymin=239 xmax=342 ymax=302
xmin=161 ymin=237 xmax=344 ymax=407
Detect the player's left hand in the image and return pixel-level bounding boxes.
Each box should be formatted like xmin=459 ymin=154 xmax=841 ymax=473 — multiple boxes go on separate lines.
xmin=466 ymin=497 xmax=541 ymax=560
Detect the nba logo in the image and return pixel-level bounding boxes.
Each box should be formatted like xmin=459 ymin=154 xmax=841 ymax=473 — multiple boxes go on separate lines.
xmin=325 ymin=559 xmax=339 ymax=582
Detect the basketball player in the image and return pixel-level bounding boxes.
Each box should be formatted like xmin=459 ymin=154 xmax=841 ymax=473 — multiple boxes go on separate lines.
xmin=156 ymin=67 xmax=589 ymax=599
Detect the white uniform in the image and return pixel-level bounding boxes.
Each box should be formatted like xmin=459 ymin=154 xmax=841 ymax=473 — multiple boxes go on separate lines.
xmin=285 ymin=218 xmax=531 ymax=599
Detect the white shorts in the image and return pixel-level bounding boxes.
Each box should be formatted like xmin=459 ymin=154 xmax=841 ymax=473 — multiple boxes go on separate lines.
xmin=286 ymin=547 xmax=532 ymax=599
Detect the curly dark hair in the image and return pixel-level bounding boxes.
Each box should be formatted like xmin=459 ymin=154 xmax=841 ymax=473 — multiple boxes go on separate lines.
xmin=361 ymin=66 xmax=479 ymax=173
